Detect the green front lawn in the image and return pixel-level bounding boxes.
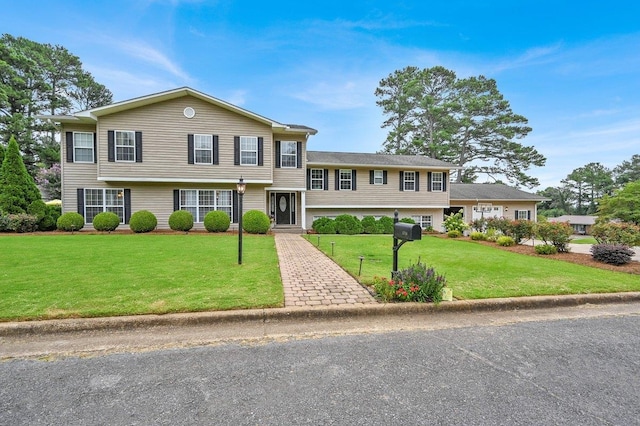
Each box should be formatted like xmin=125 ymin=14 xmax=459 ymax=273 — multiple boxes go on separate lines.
xmin=305 ymin=235 xmax=640 ymax=299
xmin=0 ymin=234 xmax=282 ymax=321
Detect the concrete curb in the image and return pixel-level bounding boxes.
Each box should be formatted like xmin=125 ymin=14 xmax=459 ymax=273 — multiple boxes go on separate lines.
xmin=2 ymin=292 xmax=640 ymax=337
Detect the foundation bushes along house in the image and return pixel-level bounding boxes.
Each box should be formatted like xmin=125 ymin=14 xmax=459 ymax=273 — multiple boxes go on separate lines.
xmin=204 ymin=210 xmax=231 ymax=232
xmin=129 ymin=210 xmax=158 ymax=233
xmin=92 ymin=212 xmax=121 ymax=232
xmin=242 ymin=210 xmax=270 ymax=234
xmin=169 ymin=210 xmax=194 ymax=232
xmin=57 ymin=212 xmax=85 ymax=232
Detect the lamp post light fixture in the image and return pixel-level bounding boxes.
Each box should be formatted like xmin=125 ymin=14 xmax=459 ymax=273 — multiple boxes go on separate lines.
xmin=237 ymin=176 xmax=246 ymax=265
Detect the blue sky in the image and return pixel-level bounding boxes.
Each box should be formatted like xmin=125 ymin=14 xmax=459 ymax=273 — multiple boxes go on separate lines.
xmin=3 ymin=0 xmax=639 ymax=190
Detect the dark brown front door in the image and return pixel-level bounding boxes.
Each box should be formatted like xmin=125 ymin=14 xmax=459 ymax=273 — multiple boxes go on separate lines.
xmin=275 ymin=193 xmax=291 ymax=225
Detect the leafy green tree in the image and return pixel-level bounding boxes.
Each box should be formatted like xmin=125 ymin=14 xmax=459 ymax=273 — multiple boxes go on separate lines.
xmin=0 ymin=142 xmax=4 ymax=164
xmin=0 ymin=136 xmax=41 ymax=213
xmin=597 ymin=180 xmax=640 ymax=225
xmin=375 ymin=66 xmax=545 ymax=188
xmin=613 ymin=154 xmax=640 ymax=187
xmin=536 ymin=185 xmax=574 ymax=217
xmin=563 ymin=163 xmax=614 ymax=214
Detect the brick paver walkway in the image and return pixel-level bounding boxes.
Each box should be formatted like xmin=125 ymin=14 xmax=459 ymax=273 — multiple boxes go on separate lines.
xmin=274 ymin=234 xmax=377 ymax=307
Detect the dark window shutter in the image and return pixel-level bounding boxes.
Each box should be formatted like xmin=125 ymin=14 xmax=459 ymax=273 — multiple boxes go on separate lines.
xmin=335 ymin=169 xmax=339 ymax=190
xmin=93 ymin=133 xmax=97 ymax=163
xmin=399 ymin=171 xmax=404 ymax=191
xmin=77 ymin=188 xmax=84 ymax=216
xmin=443 ymin=172 xmax=447 ymax=191
xmin=275 ymin=141 xmax=281 ymax=168
xmin=514 ymin=210 xmax=519 ymax=220
xmin=306 ymin=168 xmax=311 ymax=190
xmin=187 ymin=134 xmax=194 ymax=164
xmin=352 ymin=170 xmax=357 ymax=191
xmin=124 ymin=189 xmax=131 ymax=224
xmin=369 ymin=170 xmax=374 ymax=184
xmin=427 ymin=172 xmax=432 ymax=192
xmin=296 ymin=142 xmax=302 ymax=168
xmin=213 ymin=135 xmax=219 ymax=165
xmin=135 ymin=131 xmax=142 ymax=162
xmin=323 ymin=169 xmax=329 ymax=190
xmin=383 ymin=170 xmax=388 ymax=184
xmin=258 ymin=137 xmax=264 ymax=166
xmin=234 ymin=136 xmax=240 ymax=165
xmin=107 ymin=131 xmax=115 ymax=162
xmin=66 ymin=132 xmax=74 ymax=162
xmin=173 ymin=190 xmax=180 ymax=211
xmin=527 ymin=210 xmax=531 ymax=220
xmin=232 ymin=190 xmax=239 ymax=223
xmin=415 ymin=172 xmax=420 ymax=192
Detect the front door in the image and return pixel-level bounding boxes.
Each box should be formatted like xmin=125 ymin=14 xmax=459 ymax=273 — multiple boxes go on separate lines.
xmin=275 ymin=192 xmax=292 ymax=225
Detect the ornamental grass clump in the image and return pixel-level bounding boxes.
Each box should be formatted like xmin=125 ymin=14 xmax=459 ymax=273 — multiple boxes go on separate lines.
xmin=373 ymin=261 xmax=446 ymax=303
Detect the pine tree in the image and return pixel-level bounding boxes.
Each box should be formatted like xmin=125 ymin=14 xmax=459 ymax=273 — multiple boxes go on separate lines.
xmin=0 ymin=136 xmax=41 ymax=213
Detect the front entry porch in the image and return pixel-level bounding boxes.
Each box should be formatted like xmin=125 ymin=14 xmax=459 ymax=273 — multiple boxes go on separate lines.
xmin=269 ymin=191 xmax=303 ymax=233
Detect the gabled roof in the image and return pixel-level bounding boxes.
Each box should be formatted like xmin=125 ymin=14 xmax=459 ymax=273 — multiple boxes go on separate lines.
xmin=450 ymin=183 xmax=548 ymax=201
xmin=41 ymin=87 xmax=317 ymax=135
xmin=549 ymin=215 xmax=597 ymax=225
xmin=306 ymin=151 xmax=458 ymax=169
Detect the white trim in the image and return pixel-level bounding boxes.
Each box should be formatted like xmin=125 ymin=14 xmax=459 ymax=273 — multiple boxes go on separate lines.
xmin=98 ymin=177 xmax=273 ymax=184
xmin=301 ymin=191 xmax=306 ymax=230
xmin=306 ymin=205 xmax=451 ymax=209
xmin=265 ymin=187 xmax=306 ymax=191
xmin=73 ymin=131 xmax=94 ymax=163
xmin=307 ymin=162 xmax=457 ymax=171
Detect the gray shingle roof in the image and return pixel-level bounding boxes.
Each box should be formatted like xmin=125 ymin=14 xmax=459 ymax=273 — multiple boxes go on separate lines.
xmin=450 ymin=183 xmax=547 ymax=201
xmin=306 ymin=151 xmax=457 ymax=169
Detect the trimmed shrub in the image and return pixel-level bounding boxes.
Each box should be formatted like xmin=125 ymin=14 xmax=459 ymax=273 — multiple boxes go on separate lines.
xmin=535 ymin=244 xmax=558 ymax=255
xmin=0 ymin=214 xmax=10 ymax=232
xmin=497 ymin=236 xmax=515 ymax=247
xmin=169 ymin=210 xmax=194 ymax=232
xmin=57 ymin=212 xmax=85 ymax=232
xmin=92 ymin=212 xmax=121 ymax=232
xmin=536 ymin=221 xmax=572 ymax=253
xmin=242 ymin=210 xmax=270 ymax=234
xmin=37 ymin=204 xmax=61 ymax=232
xmin=590 ymin=244 xmax=635 ymax=265
xmin=399 ymin=217 xmax=416 ymax=224
xmin=204 ymin=210 xmax=231 ymax=232
xmin=470 ymin=231 xmax=486 ymax=241
xmin=312 ymin=217 xmax=336 ymax=234
xmin=129 ymin=210 xmax=157 ymax=233
xmin=378 ymin=216 xmax=394 ymax=234
xmin=27 ymin=200 xmax=47 ymax=220
xmin=447 ymin=230 xmax=462 ymax=238
xmin=443 ymin=212 xmax=468 ymax=233
xmin=334 ymin=214 xmax=363 ymax=235
xmin=361 ymin=216 xmax=380 ymax=234
xmin=8 ymin=213 xmax=38 ymax=233
xmin=591 ymin=222 xmax=640 ymax=247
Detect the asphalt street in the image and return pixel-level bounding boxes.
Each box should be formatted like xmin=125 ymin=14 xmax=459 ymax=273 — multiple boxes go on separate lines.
xmin=1 ymin=304 xmax=640 ymax=425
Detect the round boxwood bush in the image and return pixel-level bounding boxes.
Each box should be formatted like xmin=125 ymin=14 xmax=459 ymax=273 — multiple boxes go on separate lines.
xmin=242 ymin=210 xmax=270 ymax=234
xmin=447 ymin=230 xmax=462 ymax=238
xmin=169 ymin=210 xmax=194 ymax=232
xmin=335 ymin=214 xmax=363 ymax=235
xmin=312 ymin=217 xmax=336 ymax=234
xmin=204 ymin=210 xmax=230 ymax=232
xmin=57 ymin=212 xmax=85 ymax=232
xmin=378 ymin=216 xmax=394 ymax=234
xmin=129 ymin=210 xmax=157 ymax=233
xmin=92 ymin=212 xmax=121 ymax=232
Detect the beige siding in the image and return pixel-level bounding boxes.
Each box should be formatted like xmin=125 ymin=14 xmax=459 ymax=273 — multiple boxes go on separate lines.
xmin=97 ymin=96 xmax=273 ymax=182
xmin=60 ymin=124 xmax=99 ymax=213
xmin=455 ymin=201 xmax=540 ymax=222
xmin=271 ymin=135 xmax=307 ymax=188
xmin=305 ymin=167 xmax=449 ymax=208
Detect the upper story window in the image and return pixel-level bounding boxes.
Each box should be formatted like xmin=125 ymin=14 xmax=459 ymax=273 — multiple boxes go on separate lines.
xmin=115 ymin=131 xmax=136 ymax=162
xmin=73 ymin=132 xmax=94 ymax=163
xmin=431 ymin=172 xmax=443 ymax=192
xmin=311 ymin=169 xmax=324 ymax=190
xmin=240 ymin=136 xmax=258 ymax=165
xmin=403 ymin=171 xmax=416 ymax=191
xmin=280 ymin=141 xmax=297 ymax=168
xmin=194 ymin=134 xmax=213 ymax=164
xmin=339 ymin=169 xmax=352 ymax=190
xmin=373 ymin=170 xmax=384 ymax=185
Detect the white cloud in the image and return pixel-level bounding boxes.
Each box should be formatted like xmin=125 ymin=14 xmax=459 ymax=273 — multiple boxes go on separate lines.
xmin=114 ymin=39 xmax=192 ymax=82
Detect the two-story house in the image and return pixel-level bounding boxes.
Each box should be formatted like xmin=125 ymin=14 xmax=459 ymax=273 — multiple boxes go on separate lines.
xmin=47 ymin=87 xmax=545 ymax=232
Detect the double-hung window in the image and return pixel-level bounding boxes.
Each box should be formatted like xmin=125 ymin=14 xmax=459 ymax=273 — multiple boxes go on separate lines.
xmin=73 ymin=132 xmax=94 ymax=162
xmin=516 ymin=210 xmax=530 ymax=220
xmin=280 ymin=141 xmax=297 ymax=168
xmin=339 ymin=169 xmax=352 ymax=190
xmin=240 ymin=136 xmax=258 ymax=165
xmin=180 ymin=189 xmax=233 ymax=222
xmin=115 ymin=131 xmax=135 ymax=162
xmin=431 ymin=172 xmax=443 ymax=192
xmin=84 ymin=188 xmax=125 ymax=223
xmin=373 ymin=170 xmax=384 ymax=185
xmin=194 ymin=134 xmax=213 ymax=164
xmin=413 ymin=215 xmax=433 ymax=230
xmin=403 ymin=171 xmax=416 ymax=191
xmin=311 ymin=169 xmax=324 ymax=190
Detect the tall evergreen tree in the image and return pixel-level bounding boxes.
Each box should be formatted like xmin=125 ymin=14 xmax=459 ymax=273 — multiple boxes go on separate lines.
xmin=613 ymin=154 xmax=640 ymax=187
xmin=0 ymin=136 xmax=41 ymax=213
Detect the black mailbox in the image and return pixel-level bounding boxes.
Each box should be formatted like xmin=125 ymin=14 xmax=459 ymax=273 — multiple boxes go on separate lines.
xmin=393 ymin=223 xmax=422 ymax=241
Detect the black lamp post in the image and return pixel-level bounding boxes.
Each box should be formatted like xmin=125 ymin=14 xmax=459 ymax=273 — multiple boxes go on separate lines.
xmin=237 ymin=176 xmax=246 ymax=265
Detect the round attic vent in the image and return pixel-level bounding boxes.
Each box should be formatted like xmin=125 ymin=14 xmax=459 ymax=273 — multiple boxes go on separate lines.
xmin=183 ymin=107 xmax=196 ymax=118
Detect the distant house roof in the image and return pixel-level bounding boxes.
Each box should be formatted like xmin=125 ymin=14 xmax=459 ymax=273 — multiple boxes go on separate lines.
xmin=450 ymin=183 xmax=548 ymax=201
xmin=306 ymin=151 xmax=458 ymax=169
xmin=548 ymin=215 xmax=597 ymax=225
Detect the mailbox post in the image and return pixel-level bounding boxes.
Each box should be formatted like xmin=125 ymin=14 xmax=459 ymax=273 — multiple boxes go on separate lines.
xmin=392 ymin=210 xmax=422 ymax=278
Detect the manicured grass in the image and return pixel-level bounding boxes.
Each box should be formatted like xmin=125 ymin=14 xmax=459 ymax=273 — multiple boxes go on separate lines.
xmin=0 ymin=234 xmax=282 ymax=321
xmin=305 ymin=235 xmax=640 ymax=300
xmin=571 ymin=236 xmax=598 ymax=244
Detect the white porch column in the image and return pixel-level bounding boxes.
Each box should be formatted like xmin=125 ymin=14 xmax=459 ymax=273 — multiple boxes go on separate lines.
xmin=301 ymin=191 xmax=306 ymax=230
